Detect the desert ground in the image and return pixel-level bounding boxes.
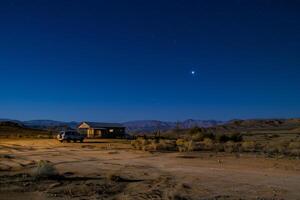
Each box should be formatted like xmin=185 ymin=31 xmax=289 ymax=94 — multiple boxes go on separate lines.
xmin=0 ymin=139 xmax=300 ymax=200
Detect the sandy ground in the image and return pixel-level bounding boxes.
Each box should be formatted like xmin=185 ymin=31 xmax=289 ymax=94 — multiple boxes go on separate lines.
xmin=0 ymin=139 xmax=300 ymax=200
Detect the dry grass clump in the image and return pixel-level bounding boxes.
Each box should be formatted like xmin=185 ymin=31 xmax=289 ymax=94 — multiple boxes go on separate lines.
xmin=287 ymin=141 xmax=300 ymax=156
xmin=176 ymin=139 xmax=195 ymax=152
xmin=241 ymin=141 xmax=257 ymax=152
xmin=130 ymin=133 xmax=300 ymax=157
xmin=131 ymin=138 xmax=150 ymax=150
xmin=288 ymin=141 xmax=300 ymax=149
xmin=263 ymin=140 xmax=290 ymax=155
xmin=131 ymin=138 xmax=176 ymax=151
xmin=155 ymin=139 xmax=177 ymax=151
xmin=224 ymin=141 xmax=240 ymax=153
xmin=32 ymin=160 xmax=59 ymax=178
xmin=200 ymin=138 xmax=214 ymax=151
xmin=107 ymin=173 xmax=123 ymax=182
xmin=164 ymin=182 xmax=192 ymax=200
xmin=260 ymin=139 xmax=300 ymax=157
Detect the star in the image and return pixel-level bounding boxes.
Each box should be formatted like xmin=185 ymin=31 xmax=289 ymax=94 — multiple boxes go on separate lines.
xmin=191 ymin=70 xmax=196 ymax=75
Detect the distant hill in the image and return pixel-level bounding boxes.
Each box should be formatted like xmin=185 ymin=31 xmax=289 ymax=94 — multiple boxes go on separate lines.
xmin=0 ymin=119 xmax=224 ymax=134
xmin=204 ymin=118 xmax=300 ymax=135
xmin=23 ymin=120 xmax=79 ymax=130
xmin=1 ymin=118 xmax=300 ymax=137
xmin=0 ymin=121 xmax=52 ymax=138
xmin=123 ymin=119 xmax=224 ymax=133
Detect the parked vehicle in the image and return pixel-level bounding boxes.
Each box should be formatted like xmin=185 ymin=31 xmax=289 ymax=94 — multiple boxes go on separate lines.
xmin=57 ymin=131 xmax=84 ymax=143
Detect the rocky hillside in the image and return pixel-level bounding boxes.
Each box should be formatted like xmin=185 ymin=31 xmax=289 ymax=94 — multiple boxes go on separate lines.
xmin=0 ymin=121 xmax=52 ymax=138
xmin=204 ymin=119 xmax=300 ymax=134
xmin=123 ymin=119 xmax=224 ymax=133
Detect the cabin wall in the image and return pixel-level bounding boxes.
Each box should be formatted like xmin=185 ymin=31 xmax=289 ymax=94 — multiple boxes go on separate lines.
xmin=78 ymin=123 xmax=126 ymax=138
xmin=87 ymin=128 xmax=94 ymax=138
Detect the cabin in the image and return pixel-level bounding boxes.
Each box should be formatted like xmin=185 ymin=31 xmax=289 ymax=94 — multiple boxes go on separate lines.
xmin=77 ymin=122 xmax=125 ymax=138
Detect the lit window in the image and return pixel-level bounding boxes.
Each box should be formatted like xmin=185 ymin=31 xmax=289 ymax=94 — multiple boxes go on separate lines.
xmin=109 ymin=129 xmax=114 ymax=133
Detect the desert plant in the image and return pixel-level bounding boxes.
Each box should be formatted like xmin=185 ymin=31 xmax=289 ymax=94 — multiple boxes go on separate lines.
xmin=157 ymin=139 xmax=177 ymax=151
xmin=191 ymin=132 xmax=205 ymax=141
xmin=228 ymin=132 xmax=243 ymax=142
xmin=241 ymin=141 xmax=257 ymax=152
xmin=263 ymin=140 xmax=289 ymax=155
xmin=213 ymin=143 xmax=224 ymax=152
xmin=131 ymin=138 xmax=150 ymax=150
xmin=176 ymin=139 xmax=195 ymax=152
xmin=188 ymin=126 xmax=202 ymax=135
xmin=32 ymin=160 xmax=58 ymax=178
xmin=224 ymin=141 xmax=239 ymax=153
xmin=201 ymin=138 xmax=214 ymax=150
xmin=288 ymin=141 xmax=300 ymax=149
xmin=289 ymin=149 xmax=300 ymax=156
xmin=132 ymin=138 xmax=177 ymax=151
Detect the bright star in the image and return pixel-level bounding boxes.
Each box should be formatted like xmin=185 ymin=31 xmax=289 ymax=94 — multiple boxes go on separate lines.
xmin=191 ymin=70 xmax=196 ymax=75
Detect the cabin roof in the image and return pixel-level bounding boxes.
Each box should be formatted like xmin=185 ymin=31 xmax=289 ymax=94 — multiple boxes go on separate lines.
xmin=80 ymin=121 xmax=125 ymax=128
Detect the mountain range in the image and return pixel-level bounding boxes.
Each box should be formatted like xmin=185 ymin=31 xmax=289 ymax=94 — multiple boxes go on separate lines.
xmin=0 ymin=119 xmax=224 ymax=133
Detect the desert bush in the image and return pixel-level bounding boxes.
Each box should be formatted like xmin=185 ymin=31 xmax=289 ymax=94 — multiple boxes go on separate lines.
xmin=32 ymin=160 xmax=58 ymax=178
xmin=215 ymin=133 xmax=242 ymax=143
xmin=131 ymin=138 xmax=150 ymax=150
xmin=191 ymin=132 xmax=205 ymax=141
xmin=213 ymin=143 xmax=224 ymax=152
xmin=224 ymin=141 xmax=239 ymax=153
xmin=192 ymin=132 xmax=214 ymax=141
xmin=215 ymin=133 xmax=229 ymax=143
xmin=201 ymin=138 xmax=214 ymax=150
xmin=176 ymin=139 xmax=195 ymax=152
xmin=241 ymin=141 xmax=257 ymax=152
xmin=176 ymin=138 xmax=185 ymax=146
xmin=165 ymin=183 xmax=192 ymax=200
xmin=131 ymin=138 xmax=176 ymax=151
xmin=228 ymin=132 xmax=243 ymax=142
xmin=263 ymin=140 xmax=290 ymax=155
xmin=267 ymin=134 xmax=280 ymax=139
xmin=107 ymin=172 xmax=123 ymax=182
xmin=157 ymin=139 xmax=177 ymax=151
xmin=188 ymin=126 xmax=203 ymax=135
xmin=130 ymin=139 xmax=139 ymax=149
xmin=286 ymin=141 xmax=300 ymax=156
xmin=289 ymin=149 xmax=300 ymax=156
xmin=288 ymin=141 xmax=300 ymax=149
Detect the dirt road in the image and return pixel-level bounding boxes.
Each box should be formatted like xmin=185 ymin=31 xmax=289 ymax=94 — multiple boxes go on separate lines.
xmin=0 ymin=139 xmax=299 ymax=200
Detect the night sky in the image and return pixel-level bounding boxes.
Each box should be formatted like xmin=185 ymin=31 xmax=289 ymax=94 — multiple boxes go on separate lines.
xmin=0 ymin=0 xmax=300 ymax=122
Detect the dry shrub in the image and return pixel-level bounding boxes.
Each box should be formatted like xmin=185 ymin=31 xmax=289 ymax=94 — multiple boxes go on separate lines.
xmin=287 ymin=141 xmax=300 ymax=156
xmin=241 ymin=141 xmax=257 ymax=152
xmin=107 ymin=172 xmax=122 ymax=182
xmin=146 ymin=139 xmax=158 ymax=151
xmin=201 ymin=138 xmax=214 ymax=151
xmin=215 ymin=133 xmax=229 ymax=143
xmin=131 ymin=138 xmax=150 ymax=150
xmin=176 ymin=139 xmax=195 ymax=152
xmin=213 ymin=143 xmax=224 ymax=152
xmin=288 ymin=141 xmax=300 ymax=149
xmin=224 ymin=141 xmax=239 ymax=153
xmin=131 ymin=138 xmax=176 ymax=151
xmin=289 ymin=149 xmax=300 ymax=156
xmin=157 ymin=140 xmax=177 ymax=151
xmin=191 ymin=132 xmax=205 ymax=141
xmin=164 ymin=183 xmax=192 ymax=200
xmin=32 ymin=160 xmax=58 ymax=178
xmin=263 ymin=140 xmax=290 ymax=155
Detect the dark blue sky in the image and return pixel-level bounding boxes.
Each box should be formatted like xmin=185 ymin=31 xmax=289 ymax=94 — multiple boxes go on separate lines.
xmin=0 ymin=0 xmax=300 ymax=122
